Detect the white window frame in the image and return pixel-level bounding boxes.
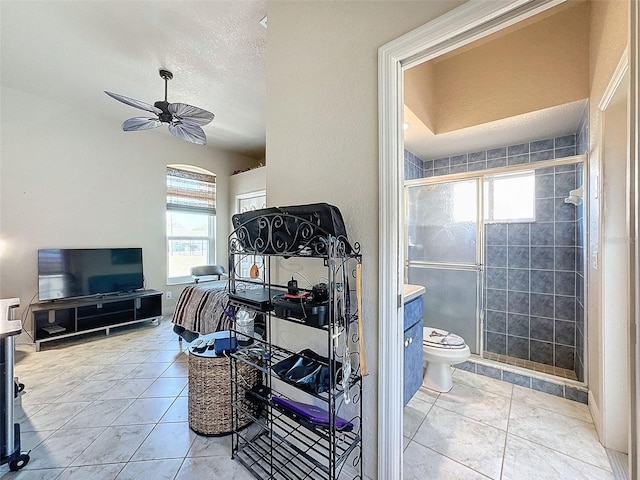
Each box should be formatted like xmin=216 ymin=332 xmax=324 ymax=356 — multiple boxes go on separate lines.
xmin=166 ymin=165 xmax=216 ymax=285
xmin=484 ymin=170 xmax=536 ymax=223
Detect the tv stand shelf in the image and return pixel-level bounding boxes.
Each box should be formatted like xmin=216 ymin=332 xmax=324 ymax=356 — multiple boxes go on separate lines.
xmin=31 ymin=289 xmax=162 ymax=351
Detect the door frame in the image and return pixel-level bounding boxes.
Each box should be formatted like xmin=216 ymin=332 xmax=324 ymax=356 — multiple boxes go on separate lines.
xmin=377 ymin=1 xmax=565 ymax=478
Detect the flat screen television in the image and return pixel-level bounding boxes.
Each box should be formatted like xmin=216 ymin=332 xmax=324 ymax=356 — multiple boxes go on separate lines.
xmin=38 ymin=248 xmax=144 ymax=301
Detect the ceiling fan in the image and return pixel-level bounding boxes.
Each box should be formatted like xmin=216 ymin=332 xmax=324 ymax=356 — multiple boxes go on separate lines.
xmin=105 ymin=69 xmax=214 ymax=145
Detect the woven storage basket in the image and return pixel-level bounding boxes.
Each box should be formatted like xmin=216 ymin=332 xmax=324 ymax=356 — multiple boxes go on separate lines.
xmin=188 ymin=353 xmax=258 ymax=436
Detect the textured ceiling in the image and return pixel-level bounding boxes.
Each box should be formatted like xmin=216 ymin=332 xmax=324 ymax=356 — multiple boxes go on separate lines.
xmin=0 ymin=1 xmax=266 ymax=159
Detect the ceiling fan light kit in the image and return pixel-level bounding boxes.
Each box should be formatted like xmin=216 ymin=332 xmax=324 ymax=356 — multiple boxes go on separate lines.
xmin=105 ymin=69 xmax=214 ymax=145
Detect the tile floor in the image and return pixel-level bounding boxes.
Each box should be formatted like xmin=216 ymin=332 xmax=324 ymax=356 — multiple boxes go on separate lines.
xmin=0 ymin=318 xmax=619 ymax=480
xmin=403 ymin=368 xmax=617 ymax=479
xmin=1 ymin=319 xmax=254 ymax=480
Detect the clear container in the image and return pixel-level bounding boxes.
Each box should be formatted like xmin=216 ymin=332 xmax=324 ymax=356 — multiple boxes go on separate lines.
xmin=236 ymin=309 xmax=254 ymax=345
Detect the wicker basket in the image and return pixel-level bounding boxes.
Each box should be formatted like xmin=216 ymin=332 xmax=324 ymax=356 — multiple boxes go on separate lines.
xmin=188 ymin=353 xmax=259 ymax=436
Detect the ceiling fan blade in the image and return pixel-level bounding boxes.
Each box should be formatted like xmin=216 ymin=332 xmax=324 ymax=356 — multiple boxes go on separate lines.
xmin=168 ymin=122 xmax=207 ymax=145
xmin=105 ymin=91 xmax=162 ymax=115
xmin=168 ymin=103 xmax=215 ymax=126
xmin=122 ymin=117 xmax=162 ymax=131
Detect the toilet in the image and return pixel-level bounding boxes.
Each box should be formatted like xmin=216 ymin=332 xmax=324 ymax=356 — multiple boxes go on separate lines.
xmin=422 ymin=326 xmax=470 ymax=393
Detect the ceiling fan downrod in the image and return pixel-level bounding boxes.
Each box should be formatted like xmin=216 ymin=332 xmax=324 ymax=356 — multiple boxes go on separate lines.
xmin=159 ymin=69 xmax=172 ymax=102
xmin=155 ymin=69 xmax=173 ymax=121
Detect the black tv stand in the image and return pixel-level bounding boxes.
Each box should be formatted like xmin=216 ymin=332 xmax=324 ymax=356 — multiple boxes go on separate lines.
xmin=30 ymin=289 xmax=163 ymax=351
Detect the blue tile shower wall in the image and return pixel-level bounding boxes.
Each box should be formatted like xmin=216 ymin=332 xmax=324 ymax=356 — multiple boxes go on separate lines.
xmin=404 ymin=149 xmax=423 ymax=180
xmin=405 ymin=133 xmax=585 ymax=381
xmin=420 ymin=134 xmax=578 ymax=177
xmin=484 ymin=161 xmax=580 ymax=374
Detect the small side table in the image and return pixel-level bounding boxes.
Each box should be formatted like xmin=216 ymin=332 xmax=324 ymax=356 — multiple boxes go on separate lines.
xmin=188 ymin=332 xmax=258 ymax=436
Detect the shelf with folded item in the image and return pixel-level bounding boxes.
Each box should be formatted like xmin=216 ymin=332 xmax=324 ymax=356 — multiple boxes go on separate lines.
xmin=231 ymin=393 xmax=361 ymax=480
xmin=232 ymin=339 xmax=362 ymax=402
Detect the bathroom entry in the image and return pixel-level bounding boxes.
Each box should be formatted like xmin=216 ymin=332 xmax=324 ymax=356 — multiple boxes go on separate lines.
xmin=406 ymin=157 xmax=586 ymax=382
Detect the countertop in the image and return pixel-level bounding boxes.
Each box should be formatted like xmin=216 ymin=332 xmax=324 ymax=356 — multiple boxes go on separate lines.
xmin=403 ymin=284 xmax=425 ymax=303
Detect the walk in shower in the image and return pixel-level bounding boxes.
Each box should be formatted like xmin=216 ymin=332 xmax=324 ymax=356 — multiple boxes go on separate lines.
xmin=405 ymin=133 xmax=587 ymax=383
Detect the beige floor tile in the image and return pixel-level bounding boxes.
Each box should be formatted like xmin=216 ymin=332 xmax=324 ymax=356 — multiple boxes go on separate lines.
xmin=159 ymin=396 xmax=189 ymax=423
xmin=111 ymin=397 xmax=174 ymax=425
xmin=61 ymin=399 xmax=134 ymax=429
xmin=127 ymin=362 xmax=172 ymax=379
xmin=188 ymin=433 xmax=231 ymax=457
xmin=160 ymin=361 xmax=189 ymax=378
xmin=452 ymin=368 xmax=514 ymax=398
xmin=131 ymin=422 xmax=196 ymax=461
xmin=174 ymin=456 xmax=255 ymax=480
xmin=97 ymin=378 xmax=155 ymax=400
xmin=114 ymin=459 xmax=183 ymax=480
xmin=18 ymin=380 xmax=83 ymax=405
xmin=70 ymin=424 xmax=154 ymax=466
xmin=512 ymin=385 xmax=592 ymax=423
xmin=57 ymin=463 xmax=125 ymax=480
xmin=403 ymin=402 xmax=430 ymax=440
xmin=139 ymin=377 xmax=188 ymax=398
xmin=509 ymin=401 xmax=612 ymax=472
xmin=56 ymin=379 xmax=119 ymax=403
xmin=21 ymin=427 xmax=105 ymax=470
xmin=21 ymin=401 xmax=92 ymax=432
xmin=0 ymin=467 xmax=64 ymax=479
xmin=89 ymin=363 xmax=138 ymax=382
xmin=18 ymin=429 xmax=55 ymax=454
xmin=408 ymin=386 xmax=439 ymax=408
xmin=434 ymin=382 xmax=511 ymax=431
xmin=403 ymin=441 xmax=488 ymax=480
xmin=502 ymin=434 xmax=615 ymax=480
xmin=413 ymin=405 xmax=505 ymax=479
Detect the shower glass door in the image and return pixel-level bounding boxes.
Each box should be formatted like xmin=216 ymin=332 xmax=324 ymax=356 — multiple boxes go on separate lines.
xmin=406 ymin=178 xmax=482 ymax=353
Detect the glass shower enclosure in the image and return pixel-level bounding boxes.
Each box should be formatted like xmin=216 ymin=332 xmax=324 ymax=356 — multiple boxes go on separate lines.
xmin=406 ymin=159 xmax=586 ymax=382
xmin=405 ymin=178 xmax=482 ymax=353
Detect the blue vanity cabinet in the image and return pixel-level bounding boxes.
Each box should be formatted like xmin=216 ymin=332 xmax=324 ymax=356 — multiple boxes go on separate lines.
xmin=403 ymin=296 xmax=424 ymax=406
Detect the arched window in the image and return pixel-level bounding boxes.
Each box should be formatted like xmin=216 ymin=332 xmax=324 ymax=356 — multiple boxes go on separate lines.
xmin=166 ymin=165 xmax=216 ymax=283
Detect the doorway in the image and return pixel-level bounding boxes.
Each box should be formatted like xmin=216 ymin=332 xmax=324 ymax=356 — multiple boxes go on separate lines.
xmin=378 ymin=2 xmax=581 ymax=479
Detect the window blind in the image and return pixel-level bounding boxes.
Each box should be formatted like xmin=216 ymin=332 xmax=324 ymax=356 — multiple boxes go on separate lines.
xmin=166 ymin=167 xmax=216 ymax=214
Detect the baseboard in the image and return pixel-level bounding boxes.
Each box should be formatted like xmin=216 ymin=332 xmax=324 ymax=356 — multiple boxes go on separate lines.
xmin=589 ymin=389 xmax=602 ymax=439
xmin=606 ymin=448 xmax=629 ymax=480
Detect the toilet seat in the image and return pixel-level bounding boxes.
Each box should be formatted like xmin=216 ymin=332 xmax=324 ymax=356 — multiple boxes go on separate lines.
xmin=423 ymin=327 xmax=467 ymax=350
xmin=422 ymin=326 xmax=471 ymax=392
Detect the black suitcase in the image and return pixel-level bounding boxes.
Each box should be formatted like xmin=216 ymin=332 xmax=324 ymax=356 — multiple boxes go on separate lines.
xmin=231 ymin=207 xmax=281 ymax=254
xmin=231 ymin=203 xmax=351 ymax=254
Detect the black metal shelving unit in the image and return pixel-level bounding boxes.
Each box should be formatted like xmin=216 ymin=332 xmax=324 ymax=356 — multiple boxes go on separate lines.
xmin=228 ymin=212 xmax=363 ymax=480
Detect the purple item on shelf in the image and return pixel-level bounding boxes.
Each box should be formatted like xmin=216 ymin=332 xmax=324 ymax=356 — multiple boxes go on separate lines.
xmin=271 ymin=396 xmax=353 ymax=432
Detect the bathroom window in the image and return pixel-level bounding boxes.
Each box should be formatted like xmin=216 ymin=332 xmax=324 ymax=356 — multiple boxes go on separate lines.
xmin=484 ymin=171 xmax=535 ymax=222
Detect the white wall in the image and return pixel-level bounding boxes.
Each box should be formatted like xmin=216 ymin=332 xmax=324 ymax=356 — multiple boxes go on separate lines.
xmin=229 ymin=166 xmax=267 ymax=211
xmin=600 ymin=82 xmax=630 ymax=452
xmin=586 ymin=0 xmax=629 ymax=444
xmin=265 ymin=2 xmax=465 ymax=477
xmin=0 ymin=86 xmax=257 ymax=334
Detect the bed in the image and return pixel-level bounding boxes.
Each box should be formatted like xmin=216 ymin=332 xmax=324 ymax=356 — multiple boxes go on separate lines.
xmin=171 ymin=279 xmax=233 ymax=342
xmin=171 ymin=265 xmax=261 ymax=342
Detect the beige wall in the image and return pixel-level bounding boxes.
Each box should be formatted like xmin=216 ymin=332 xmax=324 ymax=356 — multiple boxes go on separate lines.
xmin=407 ymin=1 xmax=590 ymax=134
xmin=405 ymin=61 xmax=436 ymax=132
xmin=265 ymin=1 xmax=465 ymax=477
xmin=586 ymin=0 xmax=629 ymax=443
xmin=229 ymin=166 xmax=266 ymax=209
xmin=0 ymin=86 xmax=257 ymax=334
